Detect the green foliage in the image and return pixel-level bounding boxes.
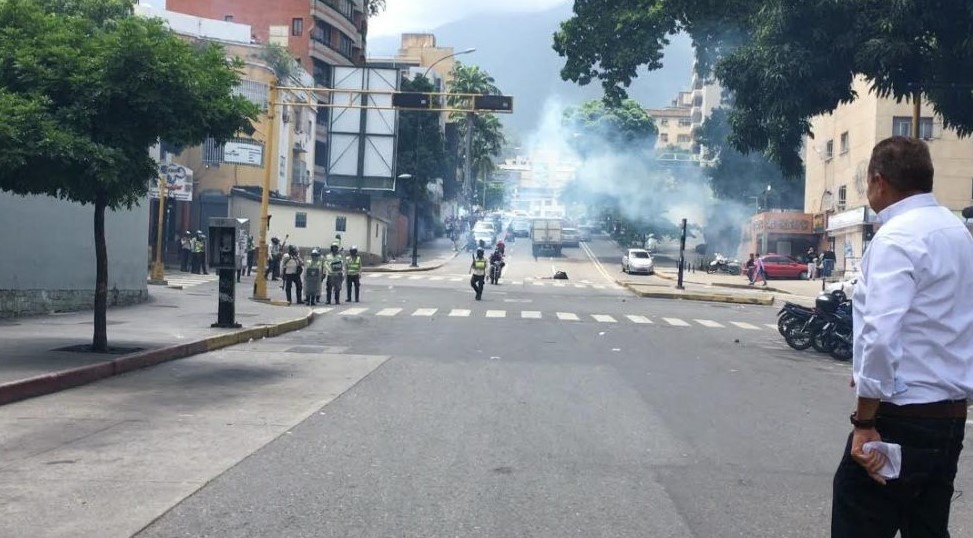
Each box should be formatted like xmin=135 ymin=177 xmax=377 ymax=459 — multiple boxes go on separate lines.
xmin=0 ymin=0 xmax=258 ymax=209
xmin=447 ymin=62 xmax=506 ymax=204
xmin=365 ymin=0 xmax=386 ymax=17
xmin=261 ymin=43 xmax=298 ymax=81
xmin=563 ymin=98 xmax=657 ymax=152
xmin=696 ymin=107 xmax=803 ymax=209
xmin=396 ymin=74 xmax=447 ymax=201
xmin=553 ymin=0 xmax=973 ymax=176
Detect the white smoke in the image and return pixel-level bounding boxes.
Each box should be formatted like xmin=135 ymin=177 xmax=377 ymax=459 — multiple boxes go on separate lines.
xmin=521 ymin=97 xmax=753 ymax=256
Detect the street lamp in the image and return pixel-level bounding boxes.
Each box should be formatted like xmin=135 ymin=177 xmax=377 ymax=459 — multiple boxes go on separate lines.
xmin=407 ymin=47 xmax=476 ymax=268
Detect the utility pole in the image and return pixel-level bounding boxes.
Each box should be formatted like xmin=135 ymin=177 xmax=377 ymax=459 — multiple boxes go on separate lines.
xmin=676 ymin=218 xmax=687 ymax=290
xmin=464 ymin=111 xmax=474 ymax=217
xmin=149 ymin=176 xmax=168 ymax=285
xmin=912 ymin=90 xmax=922 ymax=139
xmin=253 ymin=82 xmax=278 ymax=301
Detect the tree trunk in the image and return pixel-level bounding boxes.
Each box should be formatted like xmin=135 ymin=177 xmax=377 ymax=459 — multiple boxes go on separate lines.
xmin=92 ymin=190 xmax=109 ymax=352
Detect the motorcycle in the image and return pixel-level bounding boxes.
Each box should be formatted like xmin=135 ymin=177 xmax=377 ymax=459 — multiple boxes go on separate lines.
xmin=707 ymin=253 xmax=742 ymax=275
xmin=776 ymin=290 xmax=853 ymax=360
xmin=489 ymin=259 xmax=504 ymax=285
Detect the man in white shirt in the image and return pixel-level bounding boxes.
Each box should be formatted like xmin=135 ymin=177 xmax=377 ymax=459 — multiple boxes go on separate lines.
xmin=832 ymin=136 xmax=973 ymax=536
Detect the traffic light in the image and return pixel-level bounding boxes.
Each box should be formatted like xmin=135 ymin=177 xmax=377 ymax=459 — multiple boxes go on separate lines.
xmin=392 ymin=92 xmax=432 ymax=109
xmin=474 ymin=95 xmax=514 ymax=112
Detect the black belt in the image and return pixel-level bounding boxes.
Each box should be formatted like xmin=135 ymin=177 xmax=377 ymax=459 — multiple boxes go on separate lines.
xmin=879 ymin=400 xmax=968 ymax=419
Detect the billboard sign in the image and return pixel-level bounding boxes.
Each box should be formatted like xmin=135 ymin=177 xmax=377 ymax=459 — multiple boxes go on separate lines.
xmin=149 ymin=163 xmax=193 ymax=201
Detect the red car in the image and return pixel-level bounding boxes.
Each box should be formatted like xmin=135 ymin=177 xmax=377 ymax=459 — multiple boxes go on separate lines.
xmin=759 ymin=254 xmax=809 ymax=280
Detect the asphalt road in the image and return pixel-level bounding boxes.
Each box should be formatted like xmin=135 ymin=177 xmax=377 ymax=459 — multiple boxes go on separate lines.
xmin=5 ymin=236 xmax=971 ymax=537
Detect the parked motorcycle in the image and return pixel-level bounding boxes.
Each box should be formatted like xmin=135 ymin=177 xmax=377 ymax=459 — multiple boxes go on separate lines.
xmin=776 ymin=290 xmax=852 ymax=361
xmin=707 ymin=253 xmax=742 ymax=275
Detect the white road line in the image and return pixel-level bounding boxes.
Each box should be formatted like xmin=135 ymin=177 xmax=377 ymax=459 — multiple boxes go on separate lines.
xmin=408 ymin=275 xmax=424 ymax=280
xmin=765 ymin=324 xmax=779 ymax=330
xmin=449 ymin=278 xmax=463 ymax=282
xmin=553 ymin=283 xmax=566 ymax=288
xmin=521 ymin=311 xmax=542 ymax=319
xmin=579 ymin=241 xmax=620 ymax=287
xmin=366 ymin=273 xmax=383 ymax=278
xmin=485 ymin=310 xmax=506 ymax=318
xmin=429 ymin=276 xmax=444 ymax=281
xmin=532 ymin=282 xmax=545 ymax=287
xmin=731 ymin=322 xmax=761 ymax=330
xmin=511 ymin=280 xmax=523 ymax=285
xmin=626 ymin=315 xmax=652 ymax=324
xmin=376 ymin=308 xmax=402 ymax=317
xmin=312 ymin=307 xmax=333 ymax=315
xmin=574 ymin=284 xmax=587 ymax=289
xmin=664 ymin=318 xmax=691 ymax=327
xmin=557 ymin=312 xmax=580 ymax=321
xmin=449 ymin=309 xmax=471 ymax=317
xmin=387 ymin=275 xmax=404 ymax=280
xmin=593 ymin=285 xmax=606 ymax=290
xmin=340 ymin=307 xmax=368 ymax=316
xmin=695 ymin=319 xmax=725 ymax=328
xmin=592 ymin=314 xmax=617 ymax=323
xmin=412 ymin=308 xmax=437 ymax=317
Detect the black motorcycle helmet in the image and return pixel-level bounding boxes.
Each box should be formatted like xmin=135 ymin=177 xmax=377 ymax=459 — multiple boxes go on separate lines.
xmin=816 ymin=292 xmax=839 ymax=314
xmin=476 ymin=248 xmax=485 ymax=257
xmin=830 ymin=290 xmax=848 ymax=304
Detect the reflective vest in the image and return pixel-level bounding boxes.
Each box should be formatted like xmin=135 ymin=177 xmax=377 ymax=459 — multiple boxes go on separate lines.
xmin=346 ymin=255 xmax=362 ymax=275
xmin=325 ymin=254 xmax=344 ymax=275
xmin=472 ymin=258 xmax=487 ymax=276
xmin=192 ymin=237 xmax=204 ymax=253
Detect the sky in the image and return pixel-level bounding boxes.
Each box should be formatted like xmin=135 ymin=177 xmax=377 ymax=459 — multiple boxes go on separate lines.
xmin=369 ymin=0 xmax=571 ymax=38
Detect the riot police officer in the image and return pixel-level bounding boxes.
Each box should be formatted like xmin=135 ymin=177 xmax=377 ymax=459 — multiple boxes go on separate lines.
xmin=469 ymin=248 xmax=487 ymax=300
xmin=345 ymin=246 xmax=363 ymax=303
xmin=304 ymin=249 xmax=324 ymax=305
xmin=324 ymin=243 xmax=344 ymax=305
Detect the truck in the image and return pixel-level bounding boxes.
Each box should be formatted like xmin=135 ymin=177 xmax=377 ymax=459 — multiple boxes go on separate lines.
xmin=530 ymin=217 xmax=562 ymax=257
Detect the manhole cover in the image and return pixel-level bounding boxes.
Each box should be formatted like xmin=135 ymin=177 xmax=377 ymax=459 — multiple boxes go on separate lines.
xmin=53 ymin=344 xmax=145 ymax=355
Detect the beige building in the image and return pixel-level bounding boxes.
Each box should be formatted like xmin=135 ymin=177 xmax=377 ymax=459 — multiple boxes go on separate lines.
xmin=804 ymin=76 xmax=973 ymax=274
xmin=647 ymin=91 xmax=696 ymax=160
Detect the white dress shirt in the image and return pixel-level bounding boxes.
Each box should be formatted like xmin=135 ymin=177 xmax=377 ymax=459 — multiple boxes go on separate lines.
xmin=853 ymin=193 xmax=973 ymax=404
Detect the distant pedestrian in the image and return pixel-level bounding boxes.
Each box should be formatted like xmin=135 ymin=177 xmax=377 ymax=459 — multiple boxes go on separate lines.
xmin=235 ymin=231 xmax=247 ymax=283
xmin=469 ymin=247 xmax=487 ymax=300
xmin=265 ymin=237 xmax=282 ymax=281
xmin=180 ymin=231 xmax=192 ymax=272
xmin=744 ymin=253 xmax=755 ymax=281
xmin=324 ymin=243 xmax=344 ymax=305
xmin=245 ymin=234 xmax=255 ymax=276
xmin=749 ymin=253 xmax=767 ymax=286
xmin=831 ymin=136 xmax=973 ymax=536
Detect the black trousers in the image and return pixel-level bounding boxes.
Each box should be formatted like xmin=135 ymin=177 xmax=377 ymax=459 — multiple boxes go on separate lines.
xmin=246 ymin=251 xmax=254 ymax=275
xmin=325 ymin=275 xmax=342 ymax=304
xmin=832 ymin=410 xmax=966 ymax=537
xmin=283 ymin=274 xmax=303 ymax=304
xmin=265 ymin=255 xmax=281 ymax=280
xmin=470 ymin=275 xmax=485 ymax=299
xmin=180 ymin=249 xmax=191 ymax=272
xmin=346 ymin=274 xmax=361 ymax=302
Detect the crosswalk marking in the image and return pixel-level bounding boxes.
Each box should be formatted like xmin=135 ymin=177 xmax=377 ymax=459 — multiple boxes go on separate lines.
xmin=366 ymin=273 xmax=383 ymax=278
xmin=387 ymin=275 xmax=403 ymax=280
xmin=449 ymin=278 xmax=463 ymax=282
xmin=557 ymin=312 xmax=580 ymax=321
xmin=486 ymin=310 xmax=506 ymax=318
xmin=592 ymin=314 xmax=616 ymax=323
xmin=664 ymin=318 xmax=691 ymax=327
xmin=731 ymin=321 xmax=760 ymax=330
xmin=626 ymin=315 xmax=652 ymax=324
xmin=765 ymin=324 xmax=779 ymax=330
xmin=574 ymin=284 xmax=586 ymax=289
xmin=429 ymin=276 xmax=444 ymax=281
xmin=553 ymin=283 xmax=566 ymax=288
xmin=412 ymin=308 xmax=437 ymax=317
xmin=593 ymin=285 xmax=606 ymax=290
xmin=449 ymin=309 xmax=471 ymax=317
xmin=532 ymin=282 xmax=545 ymax=287
xmin=376 ymin=308 xmax=402 ymax=317
xmin=521 ymin=310 xmax=542 ymax=319
xmin=408 ymin=275 xmax=424 ymax=280
xmin=340 ymin=307 xmax=368 ymax=316
xmin=312 ymin=307 xmax=333 ymax=315
xmin=695 ymin=319 xmax=725 ymax=328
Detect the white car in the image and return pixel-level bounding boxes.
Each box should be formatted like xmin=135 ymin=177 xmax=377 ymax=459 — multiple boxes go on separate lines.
xmin=622 ymin=248 xmax=655 ymax=275
xmin=826 ymin=272 xmax=860 ymax=296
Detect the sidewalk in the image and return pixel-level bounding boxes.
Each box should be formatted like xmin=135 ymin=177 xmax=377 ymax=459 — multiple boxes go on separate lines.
xmin=366 ymin=237 xmax=461 ymax=272
xmin=654 ymin=267 xmax=828 ymax=299
xmin=0 ymin=278 xmax=313 ymax=405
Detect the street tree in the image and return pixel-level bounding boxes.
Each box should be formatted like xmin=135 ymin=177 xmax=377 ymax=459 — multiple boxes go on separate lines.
xmin=447 ymin=63 xmax=506 ymax=208
xmin=562 ymin=98 xmax=657 ymax=153
xmin=553 ymin=0 xmax=973 ymax=176
xmin=0 ymin=0 xmax=258 ymax=351
xmin=396 ymin=74 xmax=447 ymax=202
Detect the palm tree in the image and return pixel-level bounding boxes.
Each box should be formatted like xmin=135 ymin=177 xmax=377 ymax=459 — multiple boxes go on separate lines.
xmin=447 ymin=62 xmax=505 ymax=209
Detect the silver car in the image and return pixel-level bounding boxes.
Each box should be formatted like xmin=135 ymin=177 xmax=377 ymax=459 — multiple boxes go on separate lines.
xmin=622 ymin=248 xmax=655 ymax=275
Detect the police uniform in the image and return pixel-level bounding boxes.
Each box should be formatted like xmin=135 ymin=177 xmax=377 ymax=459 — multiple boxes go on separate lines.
xmin=304 ymin=252 xmax=324 ymax=305
xmin=281 ymin=248 xmax=304 ymax=305
xmin=470 ymin=254 xmax=487 ymax=300
xmin=191 ymin=233 xmax=207 ymax=274
xmin=324 ymin=247 xmax=344 ymax=305
xmin=345 ymin=250 xmax=362 ymax=302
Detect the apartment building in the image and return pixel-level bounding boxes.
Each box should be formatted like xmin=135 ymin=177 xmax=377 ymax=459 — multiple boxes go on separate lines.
xmin=804 ymin=75 xmax=973 ymax=273
xmin=646 ymin=91 xmax=695 ymax=156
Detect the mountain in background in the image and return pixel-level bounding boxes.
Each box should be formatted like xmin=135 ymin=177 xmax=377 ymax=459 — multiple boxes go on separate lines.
xmin=368 ymin=2 xmax=695 ymax=142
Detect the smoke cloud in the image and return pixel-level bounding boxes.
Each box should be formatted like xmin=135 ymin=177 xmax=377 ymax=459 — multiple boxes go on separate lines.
xmin=521 ymin=97 xmax=753 ymax=257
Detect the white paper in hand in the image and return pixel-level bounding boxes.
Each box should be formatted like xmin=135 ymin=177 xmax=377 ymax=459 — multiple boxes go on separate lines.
xmin=863 ymin=441 xmax=902 ymax=479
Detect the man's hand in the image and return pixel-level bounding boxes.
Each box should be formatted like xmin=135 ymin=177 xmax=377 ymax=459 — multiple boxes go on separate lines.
xmin=850 ymin=427 xmax=887 ymax=485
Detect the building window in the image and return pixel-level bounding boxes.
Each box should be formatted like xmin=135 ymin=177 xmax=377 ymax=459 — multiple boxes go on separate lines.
xmin=338 ymin=34 xmax=353 ymax=58
xmin=224 ymin=15 xmax=234 ymax=22
xmin=825 ymin=139 xmax=834 ymax=160
xmin=311 ymin=21 xmax=333 ymax=47
xmin=291 ymin=18 xmax=304 ymax=36
xmin=232 ymin=79 xmax=269 ymax=111
xmin=312 ymin=58 xmax=332 ymax=87
xmin=677 ymin=134 xmax=691 ymax=143
xmin=840 ymin=132 xmax=849 ymax=154
xmin=336 ymin=216 xmax=347 ymax=232
xmin=659 ymin=133 xmax=669 ymax=143
xmin=678 ymin=118 xmax=692 ymax=126
xmin=893 ymin=116 xmax=934 ymax=139
xmin=315 ymin=141 xmax=328 ymax=167
xmin=837 ymin=185 xmax=847 ymax=211
xmin=295 ymin=212 xmax=308 ymax=228
xmin=660 ymin=119 xmax=669 ymax=126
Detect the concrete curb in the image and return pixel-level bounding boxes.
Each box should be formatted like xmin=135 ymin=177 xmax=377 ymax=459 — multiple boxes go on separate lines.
xmin=363 ymin=249 xmax=461 ymax=273
xmin=0 ymin=311 xmax=316 ymax=407
xmin=619 ymin=282 xmax=776 ymax=306
xmin=654 ymin=271 xmax=793 ymax=295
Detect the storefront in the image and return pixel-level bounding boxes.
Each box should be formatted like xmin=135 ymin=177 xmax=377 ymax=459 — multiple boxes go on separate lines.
xmin=741 ymin=211 xmax=816 ymax=258
xmin=825 ymin=206 xmax=877 ymax=275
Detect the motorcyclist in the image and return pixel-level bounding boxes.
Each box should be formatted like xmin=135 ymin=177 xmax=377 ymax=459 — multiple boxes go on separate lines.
xmin=489 ymin=248 xmax=505 ymax=283
xmin=495 ymin=240 xmax=505 ymax=256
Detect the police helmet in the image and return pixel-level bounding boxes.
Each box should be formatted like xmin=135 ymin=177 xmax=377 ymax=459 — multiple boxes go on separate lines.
xmin=476 ymin=248 xmax=485 ymax=257
xmin=196 ymin=230 xmax=203 ymax=235
xmin=185 ymin=230 xmax=191 ymax=236
xmin=350 ymin=245 xmax=358 ymax=254
xmin=330 ymin=243 xmax=339 ymax=252
xmin=311 ymin=248 xmax=320 ymax=257
xmin=271 ymin=237 xmax=279 ymax=243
